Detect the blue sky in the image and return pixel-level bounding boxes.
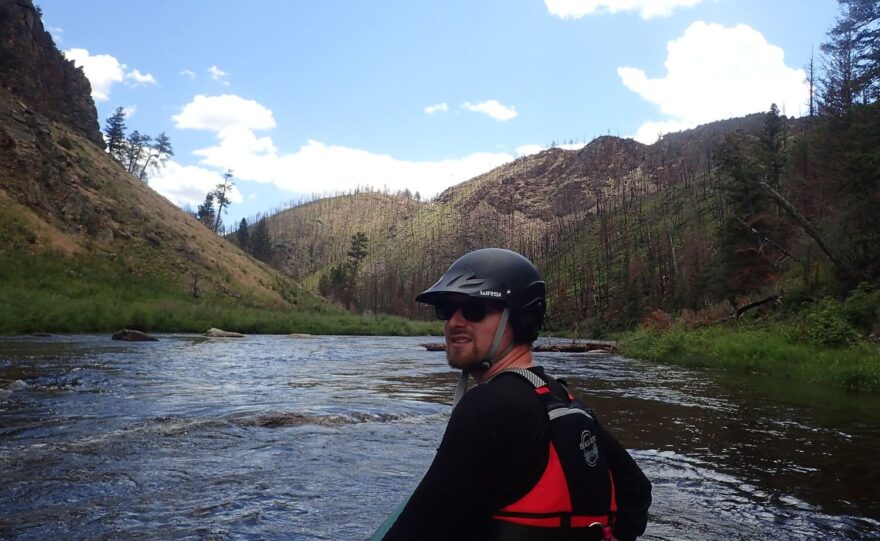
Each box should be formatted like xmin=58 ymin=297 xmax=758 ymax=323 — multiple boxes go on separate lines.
xmin=40 ymin=0 xmax=840 ymax=229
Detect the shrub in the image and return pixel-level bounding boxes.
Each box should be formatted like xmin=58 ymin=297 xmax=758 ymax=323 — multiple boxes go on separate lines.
xmin=804 ymin=299 xmax=859 ymax=347
xmin=641 ymin=309 xmax=672 ymax=330
xmin=780 ymin=283 xmax=816 ymax=314
xmin=841 ymin=282 xmax=880 ymax=333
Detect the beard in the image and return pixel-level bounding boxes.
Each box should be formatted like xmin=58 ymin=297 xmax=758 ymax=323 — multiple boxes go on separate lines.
xmin=445 ymin=338 xmax=486 ymax=370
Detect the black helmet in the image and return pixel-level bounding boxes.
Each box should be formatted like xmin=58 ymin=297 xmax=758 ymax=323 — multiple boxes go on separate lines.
xmin=416 ymin=248 xmax=545 ymax=343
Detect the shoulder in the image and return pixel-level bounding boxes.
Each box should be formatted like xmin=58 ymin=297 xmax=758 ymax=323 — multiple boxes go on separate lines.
xmin=464 ymin=370 xmax=539 ymax=404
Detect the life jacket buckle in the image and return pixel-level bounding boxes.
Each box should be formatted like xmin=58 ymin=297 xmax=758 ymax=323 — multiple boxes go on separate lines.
xmin=588 ymin=522 xmax=616 ymax=541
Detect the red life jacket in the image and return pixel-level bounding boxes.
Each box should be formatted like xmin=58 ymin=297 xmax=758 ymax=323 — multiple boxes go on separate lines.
xmin=489 ymin=368 xmax=618 ymax=541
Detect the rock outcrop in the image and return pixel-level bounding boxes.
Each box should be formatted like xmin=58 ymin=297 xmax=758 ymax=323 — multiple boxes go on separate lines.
xmin=204 ymin=328 xmax=245 ymax=338
xmin=0 ymin=0 xmax=103 ymax=146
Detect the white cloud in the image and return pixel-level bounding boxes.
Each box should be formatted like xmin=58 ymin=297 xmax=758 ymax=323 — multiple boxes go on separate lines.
xmin=173 ymin=93 xmax=514 ymax=199
xmin=461 ymin=100 xmax=518 ymax=121
xmin=63 ymin=48 xmax=157 ymax=101
xmin=208 ymin=65 xmax=230 ymax=86
xmin=630 ymin=119 xmax=695 ymax=144
xmin=544 ymin=0 xmax=701 ymax=19
xmin=516 ymin=142 xmax=587 ymax=157
xmin=424 ymin=102 xmax=449 ymax=115
xmin=122 ymin=105 xmax=137 ymax=118
xmin=63 ymin=48 xmax=124 ymax=102
xmin=125 ymin=69 xmax=157 ymax=87
xmin=516 ymin=144 xmax=546 ymax=157
xmin=556 ymin=142 xmax=587 ymax=151
xmin=179 ymin=69 xmax=197 ymax=80
xmin=149 ymin=161 xmax=243 ymax=208
xmin=173 ymin=94 xmax=276 ymax=131
xmin=194 ymin=136 xmax=512 ymax=197
xmin=619 ymin=21 xmax=809 ymax=143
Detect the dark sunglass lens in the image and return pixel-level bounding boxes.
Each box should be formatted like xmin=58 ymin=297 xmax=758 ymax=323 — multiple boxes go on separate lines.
xmin=435 ymin=300 xmax=493 ymax=322
xmin=460 ymin=302 xmax=488 ymax=322
xmin=435 ymin=301 xmax=455 ymax=320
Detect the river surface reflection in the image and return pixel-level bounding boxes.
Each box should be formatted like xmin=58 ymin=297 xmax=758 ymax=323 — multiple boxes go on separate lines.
xmin=1 ymin=334 xmax=878 ymax=540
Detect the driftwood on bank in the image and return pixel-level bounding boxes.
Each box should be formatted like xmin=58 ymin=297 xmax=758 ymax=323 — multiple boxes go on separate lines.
xmin=420 ymin=340 xmax=616 ymax=354
xmin=735 ymin=294 xmax=781 ymax=318
xmin=112 ymin=329 xmax=159 ymax=341
xmin=687 ymin=294 xmax=783 ymax=329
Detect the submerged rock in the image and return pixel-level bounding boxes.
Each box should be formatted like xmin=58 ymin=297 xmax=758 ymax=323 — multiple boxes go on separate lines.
xmin=288 ymin=333 xmax=313 ymax=339
xmin=7 ymin=380 xmax=28 ymax=391
xmin=203 ymin=328 xmax=245 ymax=338
xmin=112 ymin=329 xmax=159 ymax=341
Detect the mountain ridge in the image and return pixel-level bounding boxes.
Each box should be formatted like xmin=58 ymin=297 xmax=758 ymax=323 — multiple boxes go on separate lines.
xmin=256 ymin=111 xmax=801 ymax=326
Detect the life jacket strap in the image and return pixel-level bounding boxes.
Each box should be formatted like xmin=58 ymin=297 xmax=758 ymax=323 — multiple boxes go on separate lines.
xmin=488 ymin=366 xmax=547 ymax=388
xmin=490 ymin=511 xmax=616 ymax=540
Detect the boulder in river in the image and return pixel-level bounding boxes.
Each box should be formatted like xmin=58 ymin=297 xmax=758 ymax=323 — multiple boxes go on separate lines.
xmin=112 ymin=329 xmax=159 ymax=341
xmin=7 ymin=380 xmax=28 ymax=391
xmin=203 ymin=328 xmax=245 ymax=338
xmin=288 ymin=333 xmax=313 ymax=339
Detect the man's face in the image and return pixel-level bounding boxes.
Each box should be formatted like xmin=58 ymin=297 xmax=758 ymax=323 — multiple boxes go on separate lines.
xmin=439 ymin=294 xmax=511 ymax=370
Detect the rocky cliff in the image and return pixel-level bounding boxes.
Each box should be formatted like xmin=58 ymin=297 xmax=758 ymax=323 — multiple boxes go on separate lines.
xmin=0 ymin=0 xmax=316 ymax=312
xmin=0 ymin=0 xmax=102 ymax=146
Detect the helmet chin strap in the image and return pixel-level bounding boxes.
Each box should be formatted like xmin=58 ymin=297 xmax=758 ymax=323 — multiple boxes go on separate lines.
xmin=452 ymin=307 xmax=510 ymax=409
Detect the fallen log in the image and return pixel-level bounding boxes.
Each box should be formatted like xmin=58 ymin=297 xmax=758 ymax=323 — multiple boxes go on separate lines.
xmin=112 ymin=329 xmax=159 ymax=341
xmin=735 ymin=294 xmax=781 ymax=318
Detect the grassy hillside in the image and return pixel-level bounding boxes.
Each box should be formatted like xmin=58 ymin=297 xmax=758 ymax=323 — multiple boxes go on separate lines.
xmin=0 ymin=88 xmax=439 ymax=336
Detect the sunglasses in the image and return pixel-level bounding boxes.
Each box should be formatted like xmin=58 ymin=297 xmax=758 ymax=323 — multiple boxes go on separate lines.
xmin=434 ymin=299 xmax=500 ymax=322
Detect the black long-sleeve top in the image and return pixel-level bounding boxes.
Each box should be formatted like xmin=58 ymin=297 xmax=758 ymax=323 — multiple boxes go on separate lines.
xmin=383 ymin=366 xmax=651 ymax=541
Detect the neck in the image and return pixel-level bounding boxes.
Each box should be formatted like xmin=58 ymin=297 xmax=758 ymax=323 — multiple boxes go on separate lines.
xmin=474 ymin=343 xmax=534 ymax=384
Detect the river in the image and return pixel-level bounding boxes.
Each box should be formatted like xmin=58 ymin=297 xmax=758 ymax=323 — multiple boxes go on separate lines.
xmin=0 ymin=334 xmax=878 ymax=540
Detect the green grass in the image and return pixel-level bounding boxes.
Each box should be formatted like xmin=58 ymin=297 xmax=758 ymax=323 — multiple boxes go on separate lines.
xmin=618 ymin=322 xmax=880 ymax=393
xmin=0 ymin=251 xmax=441 ymax=336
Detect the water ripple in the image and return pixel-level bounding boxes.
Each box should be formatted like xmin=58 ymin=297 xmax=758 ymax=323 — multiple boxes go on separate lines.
xmin=1 ymin=334 xmax=878 ymax=540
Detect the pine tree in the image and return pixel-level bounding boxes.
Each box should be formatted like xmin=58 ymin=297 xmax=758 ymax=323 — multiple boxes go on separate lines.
xmin=759 ymin=104 xmax=786 ymax=188
xmin=196 ymin=193 xmax=216 ymax=229
xmin=811 ymin=0 xmax=880 ymax=281
xmin=124 ymin=130 xmax=151 ymax=174
xmin=251 ymin=219 xmax=273 ymax=262
xmin=139 ymin=132 xmax=174 ymax=182
xmin=707 ymin=131 xmax=779 ymax=301
xmin=830 ymin=0 xmax=880 ymax=102
xmin=103 ymin=106 xmax=127 ymax=161
xmin=347 ymin=231 xmax=369 ymax=279
xmin=236 ymin=218 xmax=250 ymax=249
xmin=212 ymin=170 xmax=234 ymax=233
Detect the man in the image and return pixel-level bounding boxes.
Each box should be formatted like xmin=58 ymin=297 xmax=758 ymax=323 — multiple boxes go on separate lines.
xmin=382 ymin=248 xmax=651 ymax=540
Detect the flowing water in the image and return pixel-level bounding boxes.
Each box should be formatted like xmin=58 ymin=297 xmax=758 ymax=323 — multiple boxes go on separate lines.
xmin=0 ymin=334 xmax=878 ymax=540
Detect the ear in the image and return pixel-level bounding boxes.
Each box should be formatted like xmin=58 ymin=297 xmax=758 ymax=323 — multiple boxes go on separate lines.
xmin=511 ymin=311 xmax=540 ymax=344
